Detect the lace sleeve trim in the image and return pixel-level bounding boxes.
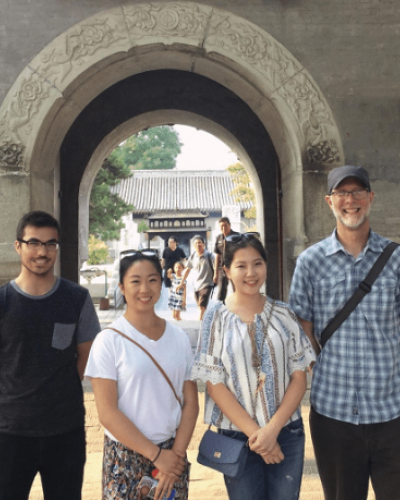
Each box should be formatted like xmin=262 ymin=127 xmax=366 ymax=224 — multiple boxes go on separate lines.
xmin=190 ymin=355 xmax=225 ymax=385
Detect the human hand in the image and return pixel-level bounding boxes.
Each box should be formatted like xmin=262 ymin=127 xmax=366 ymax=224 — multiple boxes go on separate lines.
xmin=213 ymin=274 xmax=218 ymax=284
xmin=153 ymin=470 xmax=176 ymax=500
xmin=248 ymin=425 xmax=279 ymax=455
xmin=260 ymin=442 xmax=284 ymax=464
xmin=153 ymin=449 xmax=185 ymax=478
xmin=176 ymin=284 xmax=182 ymax=293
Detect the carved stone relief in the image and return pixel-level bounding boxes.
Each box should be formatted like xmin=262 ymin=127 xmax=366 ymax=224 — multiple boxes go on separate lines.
xmin=0 ymin=1 xmax=344 ymax=175
xmin=0 ymin=141 xmax=24 ymax=172
xmin=123 ymin=2 xmax=210 ymax=43
xmin=33 ymin=15 xmax=128 ymax=89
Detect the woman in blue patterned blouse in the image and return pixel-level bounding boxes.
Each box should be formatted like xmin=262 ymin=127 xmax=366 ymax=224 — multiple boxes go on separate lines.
xmin=191 ymin=233 xmax=315 ymax=500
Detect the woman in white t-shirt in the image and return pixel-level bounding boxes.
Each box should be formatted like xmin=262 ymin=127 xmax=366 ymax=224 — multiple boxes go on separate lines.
xmin=85 ymin=251 xmax=199 ymax=500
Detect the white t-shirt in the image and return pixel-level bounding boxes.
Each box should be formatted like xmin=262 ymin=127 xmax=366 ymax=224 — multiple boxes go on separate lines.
xmin=85 ymin=315 xmax=193 ymax=444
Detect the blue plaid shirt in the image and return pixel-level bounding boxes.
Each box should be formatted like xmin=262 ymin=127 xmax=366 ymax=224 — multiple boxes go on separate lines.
xmin=289 ymin=230 xmax=400 ymax=424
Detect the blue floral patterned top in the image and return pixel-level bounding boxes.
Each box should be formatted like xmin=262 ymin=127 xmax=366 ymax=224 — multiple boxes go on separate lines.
xmin=191 ymin=298 xmax=315 ymax=430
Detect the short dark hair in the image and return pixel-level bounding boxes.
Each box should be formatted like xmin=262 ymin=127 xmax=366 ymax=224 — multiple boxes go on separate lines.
xmin=168 ymin=236 xmax=178 ymax=244
xmin=224 ymin=238 xmax=268 ymax=269
xmin=16 ymin=211 xmax=61 ymax=241
xmin=119 ymin=253 xmax=163 ymax=284
xmin=218 ymin=217 xmax=231 ymax=225
xmin=193 ymin=235 xmax=205 ymax=244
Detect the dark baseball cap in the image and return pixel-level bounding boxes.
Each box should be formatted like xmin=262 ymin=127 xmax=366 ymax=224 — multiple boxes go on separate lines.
xmin=327 ymin=166 xmax=370 ymax=194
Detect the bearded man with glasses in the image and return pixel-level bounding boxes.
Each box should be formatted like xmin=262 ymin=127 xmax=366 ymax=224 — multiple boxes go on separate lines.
xmin=0 ymin=211 xmax=100 ymax=500
xmin=289 ymin=166 xmax=400 ymax=500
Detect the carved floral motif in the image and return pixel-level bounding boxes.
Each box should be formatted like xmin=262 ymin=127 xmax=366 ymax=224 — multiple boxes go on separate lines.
xmin=0 ymin=141 xmax=25 ymax=171
xmin=307 ymin=140 xmax=341 ymax=165
xmin=276 ymin=72 xmax=338 ymax=153
xmin=206 ymin=15 xmax=301 ymax=89
xmin=124 ymin=3 xmax=209 ymax=38
xmin=7 ymin=72 xmax=51 ymax=143
xmin=38 ymin=19 xmax=126 ymax=84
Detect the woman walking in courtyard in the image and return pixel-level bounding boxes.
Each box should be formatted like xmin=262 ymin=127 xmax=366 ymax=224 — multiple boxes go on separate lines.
xmin=85 ymin=250 xmax=199 ymax=500
xmin=191 ymin=233 xmax=315 ymax=500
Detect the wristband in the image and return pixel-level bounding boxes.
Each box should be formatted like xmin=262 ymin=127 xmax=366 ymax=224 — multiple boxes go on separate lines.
xmin=152 ymin=446 xmax=162 ymax=463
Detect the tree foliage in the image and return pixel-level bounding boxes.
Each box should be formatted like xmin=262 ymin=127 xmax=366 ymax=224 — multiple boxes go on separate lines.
xmin=87 ymin=235 xmax=109 ymax=265
xmin=89 ymin=154 xmax=134 ymax=241
xmin=89 ymin=126 xmax=181 ymax=241
xmin=227 ymin=162 xmax=256 ymax=219
xmin=112 ymin=126 xmax=182 ymax=170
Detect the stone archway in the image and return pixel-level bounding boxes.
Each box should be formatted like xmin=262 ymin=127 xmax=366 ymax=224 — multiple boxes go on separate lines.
xmin=0 ymin=2 xmax=344 ymax=295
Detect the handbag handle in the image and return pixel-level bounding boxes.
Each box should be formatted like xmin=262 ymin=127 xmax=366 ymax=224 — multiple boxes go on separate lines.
xmin=107 ymin=327 xmax=182 ymax=406
xmin=320 ymin=241 xmax=399 ymax=348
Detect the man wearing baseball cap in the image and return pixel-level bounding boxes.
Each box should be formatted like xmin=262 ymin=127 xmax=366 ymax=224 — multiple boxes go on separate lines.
xmin=289 ymin=166 xmax=400 ymax=500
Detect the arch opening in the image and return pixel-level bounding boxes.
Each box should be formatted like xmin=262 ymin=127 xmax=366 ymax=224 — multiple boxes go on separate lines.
xmin=0 ymin=2 xmax=344 ymax=296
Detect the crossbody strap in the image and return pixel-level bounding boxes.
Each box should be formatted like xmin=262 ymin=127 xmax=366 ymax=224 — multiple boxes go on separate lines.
xmin=320 ymin=241 xmax=399 ymax=348
xmin=107 ymin=327 xmax=182 ymax=406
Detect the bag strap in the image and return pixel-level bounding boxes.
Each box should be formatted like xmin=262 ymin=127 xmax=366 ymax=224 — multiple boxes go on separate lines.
xmin=107 ymin=327 xmax=182 ymax=406
xmin=206 ymin=251 xmax=214 ymax=275
xmin=320 ymin=241 xmax=399 ymax=348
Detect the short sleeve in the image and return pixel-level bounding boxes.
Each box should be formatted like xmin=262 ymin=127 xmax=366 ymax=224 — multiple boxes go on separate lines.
xmin=190 ymin=303 xmax=226 ymax=385
xmin=187 ymin=255 xmax=194 ymax=269
xmin=76 ymin=292 xmax=101 ymax=344
xmin=184 ymin=336 xmax=194 ymax=380
xmin=84 ymin=329 xmax=118 ymax=380
xmin=284 ymin=307 xmax=316 ymax=374
xmin=289 ymin=253 xmax=314 ymax=323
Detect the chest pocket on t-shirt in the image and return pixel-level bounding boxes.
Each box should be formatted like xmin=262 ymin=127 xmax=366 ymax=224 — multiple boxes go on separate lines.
xmin=52 ymin=323 xmax=76 ymax=350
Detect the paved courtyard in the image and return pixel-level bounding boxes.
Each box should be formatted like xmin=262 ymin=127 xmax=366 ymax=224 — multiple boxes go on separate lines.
xmin=29 ymin=288 xmax=376 ymax=499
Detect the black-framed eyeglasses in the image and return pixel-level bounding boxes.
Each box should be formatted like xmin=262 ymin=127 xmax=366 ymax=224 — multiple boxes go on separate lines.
xmin=225 ymin=232 xmax=261 ymax=244
xmin=18 ymin=239 xmax=59 ymax=251
xmin=330 ymin=189 xmax=369 ymax=200
xmin=120 ymin=249 xmax=159 ymax=259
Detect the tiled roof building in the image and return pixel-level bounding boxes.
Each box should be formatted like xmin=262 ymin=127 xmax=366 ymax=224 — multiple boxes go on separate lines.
xmin=112 ymin=170 xmax=252 ymax=216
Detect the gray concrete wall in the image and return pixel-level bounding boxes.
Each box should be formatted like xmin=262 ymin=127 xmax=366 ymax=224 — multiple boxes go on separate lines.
xmin=1 ymin=0 xmax=399 ymax=287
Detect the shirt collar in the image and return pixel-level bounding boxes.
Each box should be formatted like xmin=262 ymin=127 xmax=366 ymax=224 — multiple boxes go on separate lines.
xmin=325 ymin=229 xmax=383 ymax=257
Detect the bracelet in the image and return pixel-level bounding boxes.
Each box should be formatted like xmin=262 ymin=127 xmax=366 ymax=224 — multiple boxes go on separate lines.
xmin=152 ymin=446 xmax=162 ymax=463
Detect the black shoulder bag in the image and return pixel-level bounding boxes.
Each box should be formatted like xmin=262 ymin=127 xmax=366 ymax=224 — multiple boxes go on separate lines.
xmin=320 ymin=242 xmax=399 ymax=348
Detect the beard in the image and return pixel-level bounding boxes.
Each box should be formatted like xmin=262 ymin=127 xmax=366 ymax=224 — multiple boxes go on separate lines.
xmin=331 ymin=205 xmax=371 ymax=229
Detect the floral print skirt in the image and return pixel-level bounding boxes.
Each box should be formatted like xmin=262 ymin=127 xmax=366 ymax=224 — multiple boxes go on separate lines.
xmin=102 ymin=435 xmax=190 ymax=500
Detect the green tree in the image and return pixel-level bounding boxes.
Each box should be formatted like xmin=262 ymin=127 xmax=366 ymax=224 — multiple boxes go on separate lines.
xmin=89 ymin=154 xmax=134 ymax=241
xmin=112 ymin=126 xmax=182 ymax=170
xmin=87 ymin=235 xmax=109 ymax=265
xmin=89 ymin=126 xmax=181 ymax=241
xmin=227 ymin=162 xmax=256 ymax=219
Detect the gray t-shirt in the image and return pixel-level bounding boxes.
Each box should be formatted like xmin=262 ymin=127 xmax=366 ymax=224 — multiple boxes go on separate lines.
xmin=187 ymin=250 xmax=214 ymax=291
xmin=0 ymin=278 xmax=100 ymax=436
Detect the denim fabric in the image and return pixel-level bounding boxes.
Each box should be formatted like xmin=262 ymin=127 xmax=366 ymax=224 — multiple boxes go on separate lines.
xmin=0 ymin=427 xmax=85 ymax=500
xmin=219 ymin=418 xmax=305 ymax=500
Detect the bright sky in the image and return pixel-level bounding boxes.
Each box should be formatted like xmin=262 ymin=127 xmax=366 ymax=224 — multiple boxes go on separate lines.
xmin=173 ymin=125 xmax=238 ymax=171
